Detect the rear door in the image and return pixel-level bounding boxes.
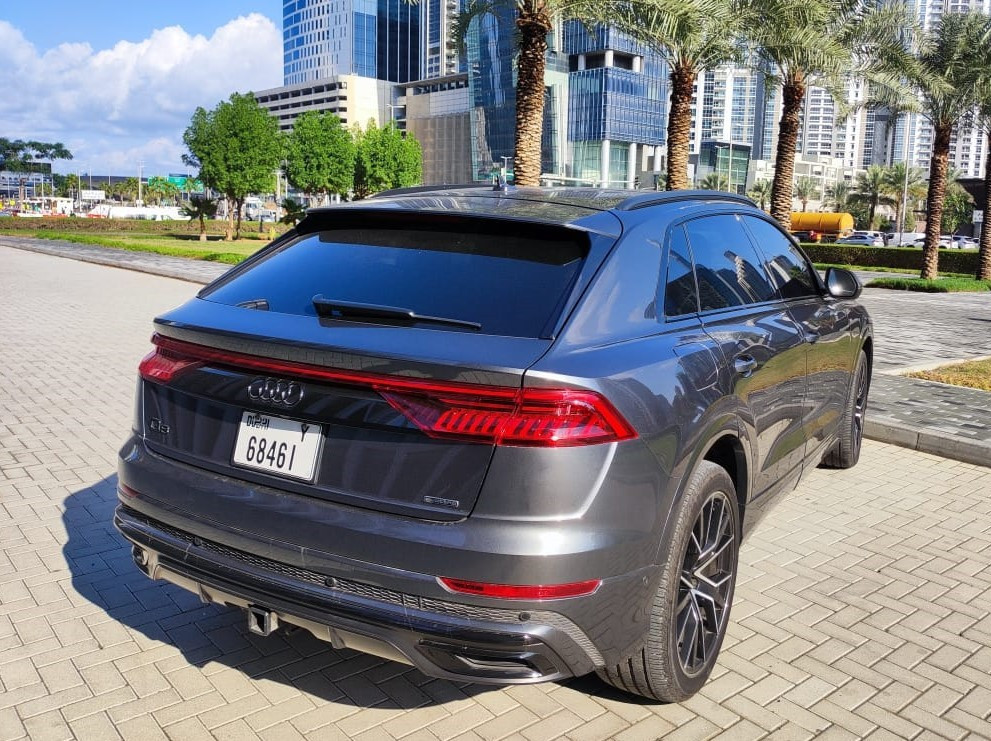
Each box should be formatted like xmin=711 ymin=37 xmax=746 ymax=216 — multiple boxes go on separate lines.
xmin=140 ymin=215 xmax=599 ymax=520
xmin=682 ymin=213 xmax=809 ymax=496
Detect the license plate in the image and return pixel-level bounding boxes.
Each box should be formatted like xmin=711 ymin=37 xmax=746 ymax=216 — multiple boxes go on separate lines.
xmin=232 ymin=411 xmax=322 ymax=481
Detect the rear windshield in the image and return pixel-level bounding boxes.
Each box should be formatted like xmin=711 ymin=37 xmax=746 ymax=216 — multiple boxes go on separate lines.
xmin=201 ymin=225 xmax=588 ymax=338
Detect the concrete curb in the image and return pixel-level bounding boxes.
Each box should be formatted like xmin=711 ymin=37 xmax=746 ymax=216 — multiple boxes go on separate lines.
xmin=1 ymin=237 xmax=226 ymax=285
xmin=866 ymin=416 xmax=990 ymax=468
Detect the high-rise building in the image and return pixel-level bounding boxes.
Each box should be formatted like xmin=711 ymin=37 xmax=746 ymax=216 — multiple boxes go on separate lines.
xmin=421 ymin=0 xmax=462 ymax=79
xmin=890 ymin=0 xmax=991 ymax=178
xmin=282 ymin=0 xmax=420 ymax=86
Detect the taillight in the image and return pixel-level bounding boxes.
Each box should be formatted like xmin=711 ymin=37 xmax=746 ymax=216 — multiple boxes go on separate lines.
xmin=138 ymin=346 xmax=202 ymax=383
xmin=139 ymin=334 xmax=637 ymax=447
xmin=438 ymin=577 xmax=602 ymax=600
xmin=381 ymin=387 xmax=635 ymax=447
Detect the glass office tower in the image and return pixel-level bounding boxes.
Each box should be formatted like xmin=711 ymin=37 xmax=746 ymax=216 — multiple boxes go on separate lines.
xmin=282 ymin=0 xmax=420 ymax=85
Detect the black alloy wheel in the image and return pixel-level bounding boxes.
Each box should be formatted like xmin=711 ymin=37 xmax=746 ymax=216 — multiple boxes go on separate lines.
xmin=675 ymin=490 xmax=736 ymax=676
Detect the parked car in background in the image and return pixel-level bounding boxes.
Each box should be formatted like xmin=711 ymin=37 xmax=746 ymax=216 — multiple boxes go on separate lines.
xmin=837 ymin=233 xmax=885 ymax=246
xmin=116 ymin=187 xmax=873 ymax=703
xmin=887 ymin=232 xmax=926 ymax=246
xmin=910 ymin=235 xmax=955 ymax=248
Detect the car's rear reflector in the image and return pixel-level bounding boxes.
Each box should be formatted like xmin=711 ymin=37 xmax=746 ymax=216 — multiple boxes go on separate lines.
xmin=437 ymin=577 xmax=602 ymax=600
xmin=139 ymin=334 xmax=637 ymax=447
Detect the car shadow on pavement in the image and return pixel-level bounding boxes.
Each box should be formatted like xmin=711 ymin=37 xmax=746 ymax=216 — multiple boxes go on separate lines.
xmin=62 ymin=476 xmax=645 ymax=708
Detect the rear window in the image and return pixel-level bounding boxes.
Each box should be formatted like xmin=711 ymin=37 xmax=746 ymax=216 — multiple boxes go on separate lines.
xmin=202 ymin=224 xmax=588 ymax=338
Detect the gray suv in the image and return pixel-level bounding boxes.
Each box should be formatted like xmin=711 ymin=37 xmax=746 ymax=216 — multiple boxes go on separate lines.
xmin=116 ymin=187 xmax=872 ymax=701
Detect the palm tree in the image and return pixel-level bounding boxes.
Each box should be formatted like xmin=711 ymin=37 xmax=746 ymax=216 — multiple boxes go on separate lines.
xmin=793 ymin=176 xmax=819 ymax=212
xmin=181 ymin=196 xmax=218 ymax=241
xmin=825 ymin=181 xmax=853 ymax=211
xmin=748 ymin=179 xmax=772 ymax=210
xmin=906 ymin=12 xmax=991 ymax=279
xmin=747 ymin=0 xmax=915 ymax=229
xmin=456 ymin=1 xmax=627 ymax=187
xmin=594 ymin=0 xmax=744 ymax=190
xmin=700 ymin=172 xmax=730 ymax=191
xmin=850 ymin=164 xmax=895 ymax=228
xmin=977 ymin=95 xmax=991 ymax=280
xmin=883 ymin=162 xmax=926 ymax=238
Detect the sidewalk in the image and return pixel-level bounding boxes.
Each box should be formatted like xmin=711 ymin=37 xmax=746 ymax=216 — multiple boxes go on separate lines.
xmin=4 ymin=235 xmax=989 ymax=468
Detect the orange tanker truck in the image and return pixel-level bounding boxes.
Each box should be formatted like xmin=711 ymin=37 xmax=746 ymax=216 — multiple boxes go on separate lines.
xmin=788 ymin=212 xmax=855 ymax=243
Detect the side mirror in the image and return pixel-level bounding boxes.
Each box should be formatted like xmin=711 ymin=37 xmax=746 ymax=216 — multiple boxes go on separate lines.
xmin=825 ymin=267 xmax=862 ymax=299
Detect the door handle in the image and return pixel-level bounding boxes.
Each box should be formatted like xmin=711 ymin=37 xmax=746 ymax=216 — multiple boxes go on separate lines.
xmin=734 ymin=355 xmax=757 ymax=377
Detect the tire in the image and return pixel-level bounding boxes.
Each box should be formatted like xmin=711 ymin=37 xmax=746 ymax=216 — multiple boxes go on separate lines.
xmin=598 ymin=461 xmax=740 ymax=702
xmin=821 ymin=349 xmax=870 ymax=469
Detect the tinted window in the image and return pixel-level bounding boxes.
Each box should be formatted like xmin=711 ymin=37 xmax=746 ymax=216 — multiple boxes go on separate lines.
xmin=664 ymin=226 xmax=698 ymax=317
xmin=743 ymin=216 xmax=820 ymax=299
xmin=203 ymin=226 xmax=587 ymax=338
xmin=684 ymin=215 xmax=776 ymax=311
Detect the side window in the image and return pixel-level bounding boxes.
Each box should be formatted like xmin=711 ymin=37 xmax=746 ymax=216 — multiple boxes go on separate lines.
xmin=743 ymin=216 xmax=820 ymax=299
xmin=664 ymin=226 xmax=699 ymax=317
xmin=684 ymin=214 xmax=776 ymax=311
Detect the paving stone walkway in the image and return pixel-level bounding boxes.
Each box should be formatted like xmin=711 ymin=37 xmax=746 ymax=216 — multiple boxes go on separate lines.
xmin=2 ymin=245 xmax=991 ymax=740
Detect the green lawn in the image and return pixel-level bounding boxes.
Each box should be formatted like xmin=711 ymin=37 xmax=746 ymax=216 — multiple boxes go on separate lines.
xmin=1 ymin=229 xmax=268 ymax=264
xmin=866 ymin=277 xmax=991 ymax=292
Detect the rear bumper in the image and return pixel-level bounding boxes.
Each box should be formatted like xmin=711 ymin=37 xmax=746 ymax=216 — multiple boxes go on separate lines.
xmin=115 ymin=504 xmax=603 ymax=684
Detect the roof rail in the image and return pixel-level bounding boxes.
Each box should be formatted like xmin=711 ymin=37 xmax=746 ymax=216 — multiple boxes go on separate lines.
xmin=368 ymin=184 xmax=488 ymax=199
xmin=613 ymin=190 xmax=757 ymax=211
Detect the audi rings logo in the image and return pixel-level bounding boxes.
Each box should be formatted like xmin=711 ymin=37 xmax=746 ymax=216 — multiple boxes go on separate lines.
xmin=248 ymin=378 xmax=304 ymax=407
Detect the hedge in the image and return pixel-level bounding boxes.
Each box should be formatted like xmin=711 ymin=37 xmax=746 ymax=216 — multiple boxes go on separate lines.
xmin=801 ymin=243 xmax=980 ymax=274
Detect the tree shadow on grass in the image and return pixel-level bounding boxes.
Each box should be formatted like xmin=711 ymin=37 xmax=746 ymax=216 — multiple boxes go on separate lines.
xmin=63 ymin=475 xmax=662 ymax=714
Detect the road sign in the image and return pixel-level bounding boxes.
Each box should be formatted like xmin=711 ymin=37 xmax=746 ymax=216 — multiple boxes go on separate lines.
xmin=974 ymin=209 xmax=983 ymax=223
xmin=80 ymin=190 xmax=105 ymax=201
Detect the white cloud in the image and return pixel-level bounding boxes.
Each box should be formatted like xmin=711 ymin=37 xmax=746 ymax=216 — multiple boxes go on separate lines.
xmin=0 ymin=14 xmax=282 ymax=175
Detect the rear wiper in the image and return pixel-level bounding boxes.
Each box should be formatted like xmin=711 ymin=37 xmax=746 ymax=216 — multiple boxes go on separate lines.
xmin=312 ymin=296 xmax=482 ymax=331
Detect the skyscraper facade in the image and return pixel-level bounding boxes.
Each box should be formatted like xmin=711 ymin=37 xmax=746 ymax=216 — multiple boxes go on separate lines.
xmin=890 ymin=0 xmax=991 ymax=178
xmin=282 ymin=0 xmax=420 ymax=86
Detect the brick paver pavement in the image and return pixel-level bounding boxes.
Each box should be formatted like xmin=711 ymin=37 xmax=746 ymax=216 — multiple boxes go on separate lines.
xmin=2 ymin=246 xmax=990 ymax=740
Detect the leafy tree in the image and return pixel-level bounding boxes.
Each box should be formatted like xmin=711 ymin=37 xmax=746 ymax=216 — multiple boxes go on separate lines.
xmin=700 ymin=172 xmax=730 ymax=191
xmin=352 ymin=121 xmax=422 ymax=199
xmin=183 ymin=92 xmax=282 ymax=239
xmin=280 ymin=197 xmax=307 ymax=226
xmin=941 ymin=183 xmax=974 ymax=235
xmin=905 ymin=12 xmax=991 ymax=278
xmin=285 ymin=111 xmax=356 ymax=204
xmin=793 ymin=176 xmax=820 ymax=212
xmin=747 ymin=179 xmax=772 ymax=210
xmin=850 ymin=165 xmax=895 ymax=228
xmin=747 ymin=0 xmax=915 ymax=228
xmin=0 ymin=138 xmax=73 ymax=202
xmin=180 ymin=196 xmax=219 ymax=241
xmin=592 ymin=0 xmax=744 ymax=190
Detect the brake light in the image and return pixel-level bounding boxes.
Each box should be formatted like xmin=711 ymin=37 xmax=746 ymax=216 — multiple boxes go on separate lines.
xmin=138 ymin=346 xmax=202 ymax=383
xmin=140 ymin=334 xmax=637 ymax=447
xmin=438 ymin=577 xmax=602 ymax=600
xmin=381 ymin=387 xmax=635 ymax=446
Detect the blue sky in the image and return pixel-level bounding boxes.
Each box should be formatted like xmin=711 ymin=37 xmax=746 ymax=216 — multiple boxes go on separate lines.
xmin=0 ymin=3 xmax=284 ymax=176
xmin=2 ymin=2 xmax=279 ymax=53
